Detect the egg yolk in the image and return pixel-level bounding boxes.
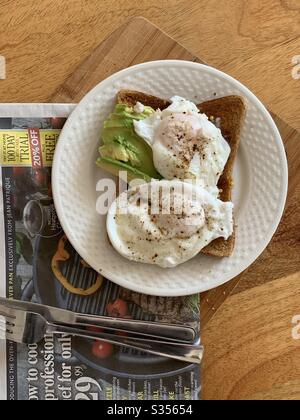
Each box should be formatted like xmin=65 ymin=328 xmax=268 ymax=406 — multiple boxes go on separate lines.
xmin=150 ymin=190 xmax=206 ymax=239
xmin=155 ymin=114 xmax=210 ymax=162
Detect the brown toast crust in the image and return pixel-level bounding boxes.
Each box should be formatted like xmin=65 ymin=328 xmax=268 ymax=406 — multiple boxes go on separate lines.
xmin=117 ymin=90 xmax=246 ymax=257
xmin=117 ymin=90 xmax=170 ymax=110
xmin=199 ymin=96 xmax=246 ymax=256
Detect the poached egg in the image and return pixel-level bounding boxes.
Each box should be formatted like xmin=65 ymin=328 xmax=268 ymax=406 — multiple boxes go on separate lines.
xmin=134 ymin=96 xmax=230 ymax=195
xmin=107 ymin=180 xmax=233 ymax=268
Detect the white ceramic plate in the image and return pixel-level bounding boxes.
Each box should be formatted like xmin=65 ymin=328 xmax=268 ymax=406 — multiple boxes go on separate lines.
xmin=52 ymin=61 xmax=288 ymax=297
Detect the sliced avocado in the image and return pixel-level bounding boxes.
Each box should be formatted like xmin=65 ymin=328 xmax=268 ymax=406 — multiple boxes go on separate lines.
xmin=97 ymin=157 xmax=152 ymax=183
xmin=104 ymin=118 xmax=133 ymax=129
xmin=98 ymin=103 xmax=162 ymax=180
xmin=114 ymin=103 xmax=154 ymax=120
xmin=99 ymin=134 xmax=141 ymax=167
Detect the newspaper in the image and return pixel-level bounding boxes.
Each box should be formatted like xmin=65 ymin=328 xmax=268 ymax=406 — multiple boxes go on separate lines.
xmin=0 ymin=104 xmax=201 ymax=401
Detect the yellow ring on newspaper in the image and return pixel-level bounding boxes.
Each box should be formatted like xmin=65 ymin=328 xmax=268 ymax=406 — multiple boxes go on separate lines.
xmin=51 ymin=235 xmax=103 ymax=296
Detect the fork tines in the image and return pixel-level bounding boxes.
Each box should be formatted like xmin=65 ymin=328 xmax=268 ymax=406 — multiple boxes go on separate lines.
xmin=0 ymin=314 xmax=15 ymax=339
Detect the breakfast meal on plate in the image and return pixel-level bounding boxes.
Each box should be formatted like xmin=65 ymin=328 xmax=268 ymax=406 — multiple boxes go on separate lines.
xmin=97 ymin=90 xmax=246 ymax=268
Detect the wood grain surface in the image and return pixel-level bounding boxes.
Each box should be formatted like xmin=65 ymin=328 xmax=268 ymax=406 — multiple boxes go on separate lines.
xmin=202 ymin=272 xmax=300 ymax=400
xmin=0 ymin=3 xmax=299 ymax=401
xmin=0 ymin=0 xmax=299 ymax=130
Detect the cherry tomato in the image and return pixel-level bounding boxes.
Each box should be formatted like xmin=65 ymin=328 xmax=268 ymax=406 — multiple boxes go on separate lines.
xmin=50 ymin=118 xmax=66 ymax=129
xmin=87 ymin=326 xmax=104 ymax=333
xmin=92 ymin=340 xmax=113 ymax=359
xmin=106 ymin=299 xmax=128 ymax=318
xmin=32 ymin=169 xmax=45 ymax=185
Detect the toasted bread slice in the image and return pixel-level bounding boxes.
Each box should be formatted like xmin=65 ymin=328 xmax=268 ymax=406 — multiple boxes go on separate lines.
xmin=198 ymin=96 xmax=246 ymax=256
xmin=117 ymin=90 xmax=170 ymax=110
xmin=117 ymin=90 xmax=246 ymax=257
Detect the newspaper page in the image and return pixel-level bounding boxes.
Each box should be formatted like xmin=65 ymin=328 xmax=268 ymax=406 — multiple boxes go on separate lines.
xmin=0 ymin=104 xmax=201 ymax=401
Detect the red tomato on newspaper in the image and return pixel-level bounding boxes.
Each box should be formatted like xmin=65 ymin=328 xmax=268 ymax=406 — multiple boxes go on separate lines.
xmin=50 ymin=117 xmax=66 ymax=129
xmin=32 ymin=168 xmax=46 ymax=186
xmin=106 ymin=299 xmax=129 ymax=318
xmin=92 ymin=341 xmax=114 ymax=359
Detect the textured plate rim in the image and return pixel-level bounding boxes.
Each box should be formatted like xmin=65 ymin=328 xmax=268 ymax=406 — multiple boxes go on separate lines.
xmin=52 ymin=60 xmax=288 ymax=297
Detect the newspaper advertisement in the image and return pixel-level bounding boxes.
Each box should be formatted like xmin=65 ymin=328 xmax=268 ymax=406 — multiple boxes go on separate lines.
xmin=0 ymin=104 xmax=201 ymax=401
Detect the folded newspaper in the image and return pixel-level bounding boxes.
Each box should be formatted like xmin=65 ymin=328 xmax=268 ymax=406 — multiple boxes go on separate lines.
xmin=0 ymin=104 xmax=201 ymax=401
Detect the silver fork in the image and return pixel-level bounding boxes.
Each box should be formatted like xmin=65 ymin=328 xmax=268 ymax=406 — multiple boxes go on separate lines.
xmin=0 ymin=308 xmax=204 ymax=364
xmin=0 ymin=297 xmax=197 ymax=343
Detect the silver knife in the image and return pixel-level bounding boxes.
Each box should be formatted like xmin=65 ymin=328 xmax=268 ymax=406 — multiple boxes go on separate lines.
xmin=0 ymin=298 xmax=197 ymax=343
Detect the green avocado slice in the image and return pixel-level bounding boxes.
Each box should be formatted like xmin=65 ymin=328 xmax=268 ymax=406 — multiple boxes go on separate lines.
xmin=96 ymin=157 xmax=154 ymax=183
xmin=98 ymin=103 xmax=162 ymax=182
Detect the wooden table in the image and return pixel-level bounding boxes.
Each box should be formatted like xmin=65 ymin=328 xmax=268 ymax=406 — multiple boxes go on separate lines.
xmin=0 ymin=0 xmax=299 ymax=401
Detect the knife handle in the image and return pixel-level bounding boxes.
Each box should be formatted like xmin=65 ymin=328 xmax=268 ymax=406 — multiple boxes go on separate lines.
xmin=48 ymin=323 xmax=203 ymax=365
xmin=74 ymin=314 xmax=197 ymax=343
